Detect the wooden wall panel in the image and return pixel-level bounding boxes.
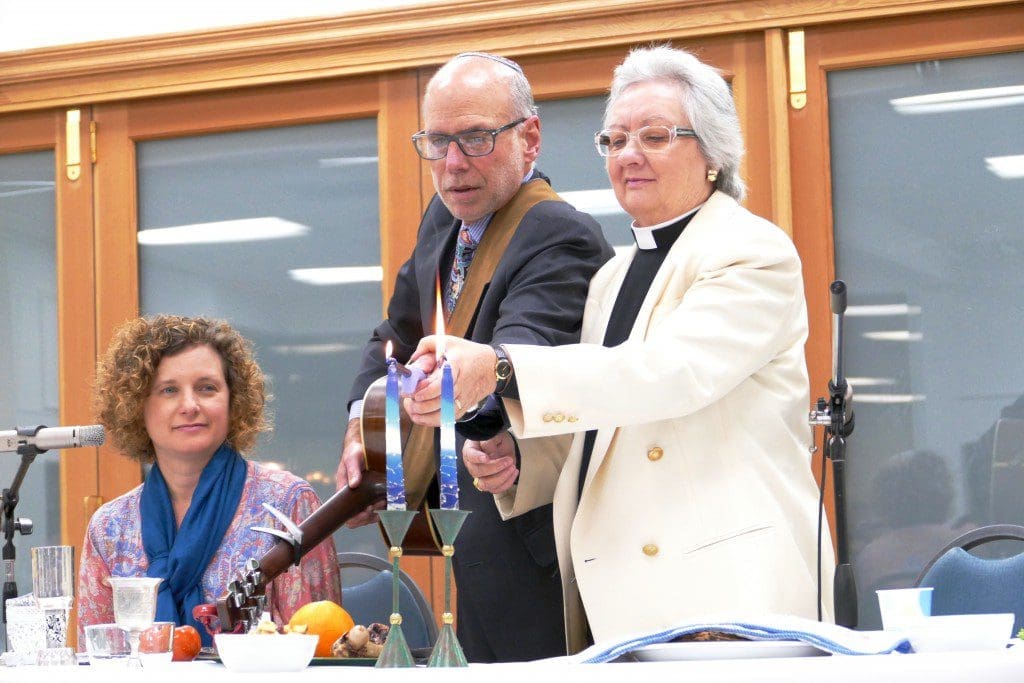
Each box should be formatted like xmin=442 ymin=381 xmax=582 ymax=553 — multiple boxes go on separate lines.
xmin=0 ymin=1 xmax=1015 ymax=114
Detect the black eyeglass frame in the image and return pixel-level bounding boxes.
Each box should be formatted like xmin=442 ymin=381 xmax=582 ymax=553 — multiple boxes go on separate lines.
xmin=593 ymin=125 xmax=699 ymax=157
xmin=411 ymin=117 xmax=528 ymax=160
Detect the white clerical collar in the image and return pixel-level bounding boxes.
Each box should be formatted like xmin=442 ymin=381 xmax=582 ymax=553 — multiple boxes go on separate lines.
xmin=630 ymin=204 xmax=704 ymax=250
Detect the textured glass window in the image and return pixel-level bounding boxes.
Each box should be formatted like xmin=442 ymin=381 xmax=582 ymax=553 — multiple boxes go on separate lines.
xmin=137 ymin=119 xmax=385 ymax=557
xmin=828 ymin=51 xmax=1024 ymax=628
xmin=0 ymin=150 xmax=60 ymax=604
xmin=539 ymin=96 xmax=632 ymax=250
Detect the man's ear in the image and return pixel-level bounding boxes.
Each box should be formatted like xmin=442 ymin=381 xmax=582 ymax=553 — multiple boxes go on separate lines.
xmin=522 ymin=115 xmax=541 ymax=164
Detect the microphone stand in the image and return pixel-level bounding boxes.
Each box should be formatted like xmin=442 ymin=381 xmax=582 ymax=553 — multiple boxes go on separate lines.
xmin=809 ymin=282 xmax=857 ymax=628
xmin=1 ymin=427 xmax=41 ymax=646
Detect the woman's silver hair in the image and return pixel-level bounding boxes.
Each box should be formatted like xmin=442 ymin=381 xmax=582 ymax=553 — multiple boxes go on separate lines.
xmin=605 ymin=45 xmax=746 ymax=201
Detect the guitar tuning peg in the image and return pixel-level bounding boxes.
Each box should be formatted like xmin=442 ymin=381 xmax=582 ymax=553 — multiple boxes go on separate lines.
xmin=246 ymin=558 xmax=260 ymax=573
xmin=243 ymin=606 xmax=260 ymax=632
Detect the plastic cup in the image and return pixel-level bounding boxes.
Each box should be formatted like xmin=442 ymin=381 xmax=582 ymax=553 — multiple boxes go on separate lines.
xmin=84 ymin=623 xmax=132 ymax=667
xmin=877 ymin=587 xmax=933 ymax=631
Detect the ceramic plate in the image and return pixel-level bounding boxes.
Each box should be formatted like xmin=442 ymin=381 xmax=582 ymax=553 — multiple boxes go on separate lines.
xmin=631 ymin=639 xmax=827 ymax=661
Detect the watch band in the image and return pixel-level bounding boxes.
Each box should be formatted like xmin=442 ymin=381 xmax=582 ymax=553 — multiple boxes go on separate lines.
xmin=493 ymin=345 xmax=514 ymax=395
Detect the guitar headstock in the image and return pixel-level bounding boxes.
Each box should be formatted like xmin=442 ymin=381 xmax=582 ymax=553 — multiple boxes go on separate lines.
xmin=195 ymin=558 xmax=268 ymax=636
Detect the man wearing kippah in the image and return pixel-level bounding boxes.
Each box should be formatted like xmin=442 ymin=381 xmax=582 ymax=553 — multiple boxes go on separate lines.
xmin=337 ymin=52 xmax=613 ymax=662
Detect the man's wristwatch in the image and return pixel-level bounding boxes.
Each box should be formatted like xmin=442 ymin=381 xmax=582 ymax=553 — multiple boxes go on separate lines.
xmin=493 ymin=345 xmax=514 ymax=396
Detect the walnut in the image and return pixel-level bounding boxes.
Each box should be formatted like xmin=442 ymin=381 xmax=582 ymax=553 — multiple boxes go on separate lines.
xmin=331 ymin=624 xmax=389 ymax=658
xmin=252 ymin=613 xmax=280 ymax=634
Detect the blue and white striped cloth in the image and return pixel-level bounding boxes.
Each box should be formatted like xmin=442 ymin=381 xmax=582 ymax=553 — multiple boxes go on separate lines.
xmin=567 ymin=614 xmax=912 ymax=663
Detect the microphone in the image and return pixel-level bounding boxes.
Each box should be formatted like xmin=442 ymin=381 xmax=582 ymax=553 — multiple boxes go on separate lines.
xmin=0 ymin=425 xmax=105 ymax=453
xmin=828 ymin=281 xmax=855 ymax=437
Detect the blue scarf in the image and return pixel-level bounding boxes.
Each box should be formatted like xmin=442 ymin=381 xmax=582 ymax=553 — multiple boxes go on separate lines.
xmin=141 ymin=442 xmax=247 ymax=645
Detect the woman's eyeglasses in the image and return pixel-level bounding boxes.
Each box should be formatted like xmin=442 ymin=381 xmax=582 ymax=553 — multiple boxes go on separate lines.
xmin=594 ymin=125 xmax=697 ymax=157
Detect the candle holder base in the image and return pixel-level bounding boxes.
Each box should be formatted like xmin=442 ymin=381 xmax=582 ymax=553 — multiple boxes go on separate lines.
xmin=376 ymin=617 xmax=415 ymax=668
xmin=427 ymin=622 xmax=466 ymax=668
xmin=426 ymin=508 xmax=471 ymax=668
xmin=374 ymin=509 xmax=419 ymax=669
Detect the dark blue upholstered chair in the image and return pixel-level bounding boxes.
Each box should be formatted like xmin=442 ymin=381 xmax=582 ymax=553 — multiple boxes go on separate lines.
xmin=915 ymin=524 xmax=1024 ymax=634
xmin=338 ymin=551 xmax=438 ymax=650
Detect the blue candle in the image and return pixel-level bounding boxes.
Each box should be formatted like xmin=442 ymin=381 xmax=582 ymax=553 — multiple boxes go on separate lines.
xmin=439 ymin=358 xmax=458 ymax=509
xmin=385 ymin=354 xmax=406 ymax=510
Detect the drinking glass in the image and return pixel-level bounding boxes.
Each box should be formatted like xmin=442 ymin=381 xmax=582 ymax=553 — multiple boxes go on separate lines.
xmin=30 ymin=545 xmax=75 ymax=666
xmin=108 ymin=576 xmax=162 ymax=667
xmin=84 ymin=623 xmax=132 ymax=667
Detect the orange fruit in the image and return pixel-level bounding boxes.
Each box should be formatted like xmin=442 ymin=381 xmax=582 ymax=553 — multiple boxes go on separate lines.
xmin=287 ymin=601 xmax=354 ymax=657
xmin=173 ymin=625 xmax=202 ymax=662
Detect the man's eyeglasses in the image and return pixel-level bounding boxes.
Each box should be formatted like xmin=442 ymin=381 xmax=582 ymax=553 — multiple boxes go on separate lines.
xmin=411 ymin=118 xmax=527 ymax=160
xmin=594 ymin=125 xmax=698 ymax=158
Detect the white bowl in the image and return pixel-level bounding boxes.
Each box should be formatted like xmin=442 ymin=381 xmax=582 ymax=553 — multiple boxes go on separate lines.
xmin=214 ymin=633 xmax=318 ymax=673
xmin=907 ymin=613 xmax=1015 ymax=653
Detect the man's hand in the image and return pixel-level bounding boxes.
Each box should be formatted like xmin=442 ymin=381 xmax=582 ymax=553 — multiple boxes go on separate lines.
xmin=336 ymin=417 xmax=383 ymax=527
xmin=463 ymin=431 xmax=519 ymax=495
xmin=408 ymin=335 xmax=499 ymax=426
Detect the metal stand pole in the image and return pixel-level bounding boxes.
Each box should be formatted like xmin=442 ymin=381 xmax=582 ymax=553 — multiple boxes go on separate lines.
xmin=810 ymin=282 xmax=857 ymax=628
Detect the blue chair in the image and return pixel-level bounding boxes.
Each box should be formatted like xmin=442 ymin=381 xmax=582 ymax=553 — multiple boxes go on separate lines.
xmin=915 ymin=524 xmax=1024 ymax=634
xmin=338 ymin=551 xmax=438 ymax=650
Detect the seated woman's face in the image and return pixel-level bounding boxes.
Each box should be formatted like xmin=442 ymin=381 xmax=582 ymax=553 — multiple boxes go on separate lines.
xmin=604 ymin=80 xmax=711 ymax=227
xmin=143 ymin=343 xmax=231 ymax=464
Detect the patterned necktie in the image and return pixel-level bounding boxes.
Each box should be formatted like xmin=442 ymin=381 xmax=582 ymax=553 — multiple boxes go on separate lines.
xmin=445 ymin=226 xmax=478 ymax=318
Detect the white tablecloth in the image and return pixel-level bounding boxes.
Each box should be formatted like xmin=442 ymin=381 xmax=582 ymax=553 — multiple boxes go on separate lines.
xmin=4 ymin=651 xmax=1024 ymax=683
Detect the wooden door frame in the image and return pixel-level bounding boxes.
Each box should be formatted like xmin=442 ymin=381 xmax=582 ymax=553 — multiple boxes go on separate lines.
xmin=0 ymin=107 xmax=97 ymax=647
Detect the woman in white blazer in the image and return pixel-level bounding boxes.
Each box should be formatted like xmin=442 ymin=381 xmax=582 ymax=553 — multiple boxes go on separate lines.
xmin=407 ymin=45 xmax=834 ymax=654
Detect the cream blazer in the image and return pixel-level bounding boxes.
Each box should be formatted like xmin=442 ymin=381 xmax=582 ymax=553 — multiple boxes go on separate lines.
xmin=496 ymin=192 xmax=835 ymax=653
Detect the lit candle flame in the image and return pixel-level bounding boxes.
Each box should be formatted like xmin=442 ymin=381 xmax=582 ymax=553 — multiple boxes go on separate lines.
xmin=385 ymin=339 xmax=393 ymax=359
xmin=434 ymin=273 xmax=446 ymax=361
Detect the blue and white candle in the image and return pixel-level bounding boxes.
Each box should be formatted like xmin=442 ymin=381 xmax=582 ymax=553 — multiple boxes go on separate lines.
xmin=438 ymin=358 xmax=459 ymax=509
xmin=385 ymin=342 xmax=406 ymax=510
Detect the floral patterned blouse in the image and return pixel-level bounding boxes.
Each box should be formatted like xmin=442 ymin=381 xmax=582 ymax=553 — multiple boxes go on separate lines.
xmin=77 ymin=460 xmax=341 ymax=645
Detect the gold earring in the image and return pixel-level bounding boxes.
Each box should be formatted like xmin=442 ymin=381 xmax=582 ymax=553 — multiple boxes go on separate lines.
xmin=707 ymin=169 xmax=718 ymax=182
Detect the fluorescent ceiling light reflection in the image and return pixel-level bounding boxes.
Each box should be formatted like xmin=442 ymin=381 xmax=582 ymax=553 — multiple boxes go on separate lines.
xmin=270 ymin=342 xmax=357 ymax=355
xmin=848 ymin=377 xmax=896 ymax=387
xmin=318 ymin=156 xmax=379 ymax=168
xmin=857 ymin=393 xmax=926 ymax=404
xmin=560 ymin=189 xmax=626 ymax=217
xmin=986 ymin=155 xmax=1024 ymax=179
xmin=890 ymin=85 xmax=1024 ymax=115
xmin=138 ymin=217 xmax=308 ymax=245
xmin=846 ymin=304 xmax=921 ymax=317
xmin=289 ymin=266 xmax=383 ymax=285
xmin=0 ymin=180 xmax=54 ymax=199
xmin=863 ymin=330 xmax=923 ymax=341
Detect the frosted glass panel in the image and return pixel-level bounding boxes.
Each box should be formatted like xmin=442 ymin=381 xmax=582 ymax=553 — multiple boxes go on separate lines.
xmin=828 ymin=51 xmax=1024 ymax=628
xmin=539 ymin=96 xmax=632 ymax=249
xmin=137 ymin=119 xmax=384 ymax=557
xmin=0 ymin=150 xmax=61 ymax=620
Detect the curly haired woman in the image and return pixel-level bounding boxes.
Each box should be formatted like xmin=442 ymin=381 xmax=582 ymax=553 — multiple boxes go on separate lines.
xmin=77 ymin=315 xmax=340 ymax=646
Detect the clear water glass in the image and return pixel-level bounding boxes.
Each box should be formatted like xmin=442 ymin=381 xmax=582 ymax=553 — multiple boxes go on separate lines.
xmin=108 ymin=576 xmax=162 ymax=667
xmin=30 ymin=545 xmax=75 ymax=666
xmin=84 ymin=623 xmax=132 ymax=667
